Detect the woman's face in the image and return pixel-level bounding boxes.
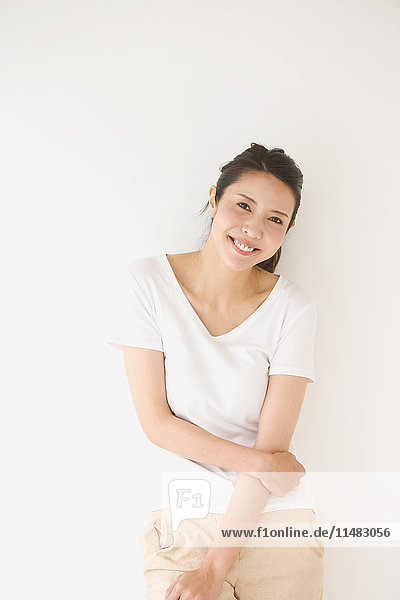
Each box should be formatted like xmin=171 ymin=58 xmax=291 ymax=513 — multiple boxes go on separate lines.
xmin=208 ymin=171 xmax=296 ymax=271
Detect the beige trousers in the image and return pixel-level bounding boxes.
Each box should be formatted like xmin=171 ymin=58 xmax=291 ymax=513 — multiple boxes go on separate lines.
xmin=140 ymin=508 xmax=324 ymax=599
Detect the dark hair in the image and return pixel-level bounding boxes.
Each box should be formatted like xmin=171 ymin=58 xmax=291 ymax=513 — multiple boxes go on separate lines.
xmin=195 ymin=142 xmax=303 ymax=273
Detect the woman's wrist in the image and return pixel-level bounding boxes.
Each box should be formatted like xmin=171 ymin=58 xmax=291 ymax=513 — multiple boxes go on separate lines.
xmin=237 ymin=447 xmax=273 ymax=474
xmin=250 ymin=448 xmax=274 ymax=474
xmin=200 ymin=547 xmax=240 ymax=580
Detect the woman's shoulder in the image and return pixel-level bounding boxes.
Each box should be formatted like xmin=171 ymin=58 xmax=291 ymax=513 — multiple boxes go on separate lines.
xmin=278 ymin=273 xmax=317 ymax=312
xmin=125 ymin=253 xmax=164 ymax=278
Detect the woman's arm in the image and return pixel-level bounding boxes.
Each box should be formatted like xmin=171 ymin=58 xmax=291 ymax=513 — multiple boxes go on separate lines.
xmin=151 ymin=412 xmax=270 ymax=473
xmin=164 ymin=374 xmax=310 ymax=599
xmin=200 ymin=373 xmax=310 ymax=579
xmin=120 ymin=345 xmax=271 ymax=474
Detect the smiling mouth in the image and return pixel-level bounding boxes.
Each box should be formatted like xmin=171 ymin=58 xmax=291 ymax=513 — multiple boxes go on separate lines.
xmin=228 ymin=235 xmax=261 ymax=254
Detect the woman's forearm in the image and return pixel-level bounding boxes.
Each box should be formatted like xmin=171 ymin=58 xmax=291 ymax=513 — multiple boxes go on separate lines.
xmin=201 ymin=472 xmax=272 ymax=578
xmin=150 ymin=413 xmax=267 ymax=474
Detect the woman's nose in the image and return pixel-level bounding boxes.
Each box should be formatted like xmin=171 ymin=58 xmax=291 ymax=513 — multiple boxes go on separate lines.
xmin=242 ymin=225 xmax=262 ymax=240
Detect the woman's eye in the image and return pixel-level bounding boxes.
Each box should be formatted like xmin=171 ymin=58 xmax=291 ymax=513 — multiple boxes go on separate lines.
xmin=237 ymin=202 xmax=283 ymax=225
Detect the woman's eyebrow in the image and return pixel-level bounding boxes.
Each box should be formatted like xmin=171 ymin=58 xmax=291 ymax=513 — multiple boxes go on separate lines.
xmin=235 ymin=193 xmax=289 ymax=219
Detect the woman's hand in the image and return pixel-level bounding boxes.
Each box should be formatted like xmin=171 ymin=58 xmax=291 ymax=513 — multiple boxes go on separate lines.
xmin=249 ymin=449 xmax=306 ymax=497
xmin=164 ymin=566 xmax=225 ymax=600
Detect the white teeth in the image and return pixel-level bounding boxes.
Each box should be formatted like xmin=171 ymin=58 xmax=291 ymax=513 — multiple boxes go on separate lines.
xmin=233 ymin=238 xmax=256 ymax=252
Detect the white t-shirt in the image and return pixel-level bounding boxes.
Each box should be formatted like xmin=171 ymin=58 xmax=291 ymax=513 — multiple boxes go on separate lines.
xmin=107 ymin=253 xmax=318 ymax=514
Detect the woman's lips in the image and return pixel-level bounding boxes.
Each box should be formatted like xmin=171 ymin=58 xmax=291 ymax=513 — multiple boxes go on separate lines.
xmin=228 ymin=235 xmax=260 ymax=256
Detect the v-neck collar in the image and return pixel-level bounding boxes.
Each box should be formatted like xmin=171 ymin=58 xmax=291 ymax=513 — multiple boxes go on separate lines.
xmin=160 ymin=253 xmax=285 ymax=340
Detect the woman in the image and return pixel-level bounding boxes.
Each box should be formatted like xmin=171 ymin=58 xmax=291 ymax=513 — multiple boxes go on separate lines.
xmin=107 ymin=142 xmax=324 ymax=599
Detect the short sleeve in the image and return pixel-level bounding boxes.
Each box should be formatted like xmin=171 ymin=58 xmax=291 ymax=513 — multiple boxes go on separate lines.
xmin=106 ymin=266 xmax=164 ymax=352
xmin=268 ymin=299 xmax=317 ymax=383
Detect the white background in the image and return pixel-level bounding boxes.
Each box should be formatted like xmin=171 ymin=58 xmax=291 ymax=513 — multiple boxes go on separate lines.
xmin=1 ymin=0 xmax=399 ymax=598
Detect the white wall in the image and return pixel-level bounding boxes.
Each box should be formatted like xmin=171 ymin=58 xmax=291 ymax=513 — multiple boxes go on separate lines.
xmin=1 ymin=0 xmax=399 ymax=598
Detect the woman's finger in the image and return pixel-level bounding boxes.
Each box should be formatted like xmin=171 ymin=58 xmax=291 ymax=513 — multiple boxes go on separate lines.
xmin=164 ymin=573 xmax=182 ymax=599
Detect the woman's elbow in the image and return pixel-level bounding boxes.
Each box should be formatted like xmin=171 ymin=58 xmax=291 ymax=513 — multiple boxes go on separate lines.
xmin=143 ymin=414 xmax=171 ymax=447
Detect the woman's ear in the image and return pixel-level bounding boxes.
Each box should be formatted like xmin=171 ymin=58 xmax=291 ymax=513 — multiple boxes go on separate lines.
xmin=208 ymin=186 xmax=217 ymax=218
